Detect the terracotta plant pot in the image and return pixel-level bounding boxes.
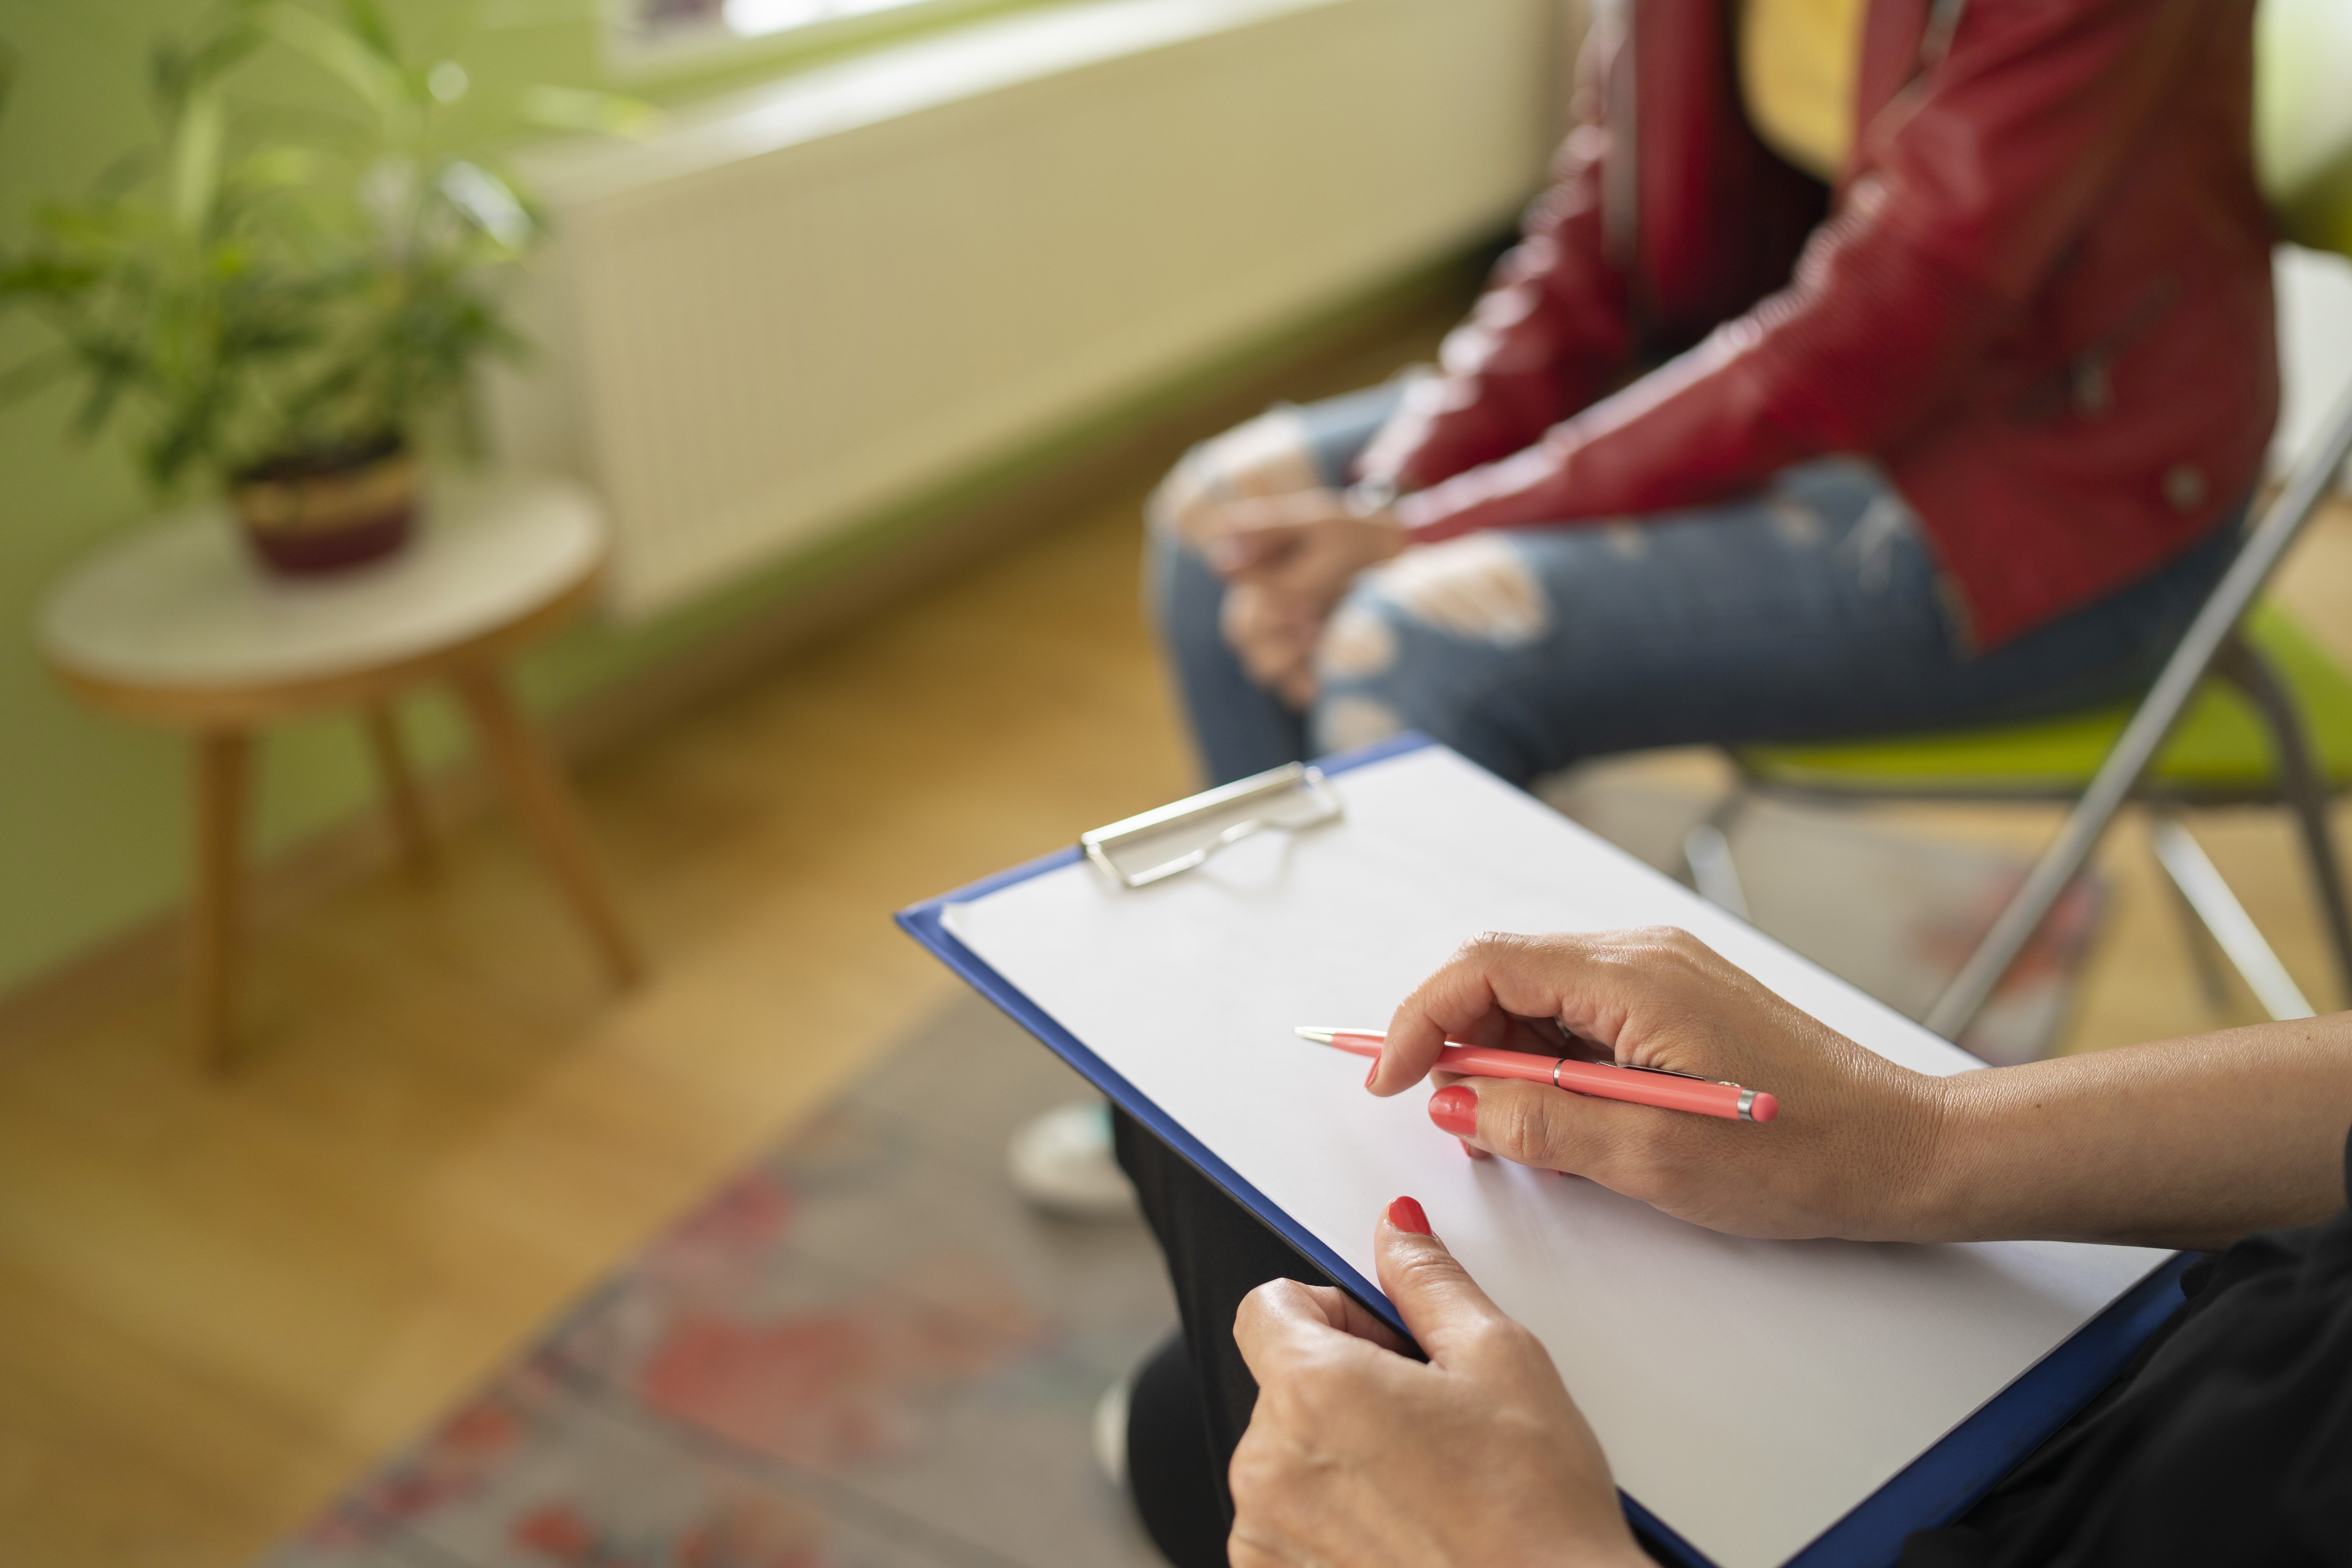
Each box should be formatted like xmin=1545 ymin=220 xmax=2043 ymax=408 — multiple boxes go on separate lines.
xmin=229 ymin=435 xmax=419 ymax=576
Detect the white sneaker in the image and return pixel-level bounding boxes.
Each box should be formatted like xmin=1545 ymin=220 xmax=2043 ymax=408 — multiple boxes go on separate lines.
xmin=1007 ymin=1100 xmax=1140 ymax=1219
xmin=1092 ymin=1370 xmax=1133 ymax=1490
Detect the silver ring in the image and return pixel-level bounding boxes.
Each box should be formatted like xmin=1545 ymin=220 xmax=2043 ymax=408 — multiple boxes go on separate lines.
xmin=1737 ymin=1089 xmax=1757 ymax=1122
xmin=1345 ymin=475 xmax=1401 ymax=516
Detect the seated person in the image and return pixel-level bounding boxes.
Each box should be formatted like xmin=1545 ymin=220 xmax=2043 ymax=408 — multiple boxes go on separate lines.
xmin=1121 ymin=929 xmax=2352 ymax=1566
xmin=1150 ymin=0 xmax=2276 ymax=788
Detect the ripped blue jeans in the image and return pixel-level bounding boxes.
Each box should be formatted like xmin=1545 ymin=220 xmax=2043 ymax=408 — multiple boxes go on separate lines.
xmin=1151 ymin=382 xmax=2242 ymax=787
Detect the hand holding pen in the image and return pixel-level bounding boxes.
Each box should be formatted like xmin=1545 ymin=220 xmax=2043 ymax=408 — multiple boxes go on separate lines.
xmin=1299 ymin=1027 xmax=1777 ymax=1122
xmin=1347 ymin=929 xmax=1953 ymax=1242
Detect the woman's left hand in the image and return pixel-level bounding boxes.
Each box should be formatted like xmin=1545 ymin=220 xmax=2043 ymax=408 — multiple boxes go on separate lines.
xmin=1228 ymin=1198 xmax=1647 ymax=1568
xmin=1204 ymin=490 xmax=1405 ymax=704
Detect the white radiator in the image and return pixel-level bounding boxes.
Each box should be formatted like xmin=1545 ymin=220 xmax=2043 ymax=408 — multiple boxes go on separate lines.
xmin=485 ymin=0 xmax=1560 ymax=619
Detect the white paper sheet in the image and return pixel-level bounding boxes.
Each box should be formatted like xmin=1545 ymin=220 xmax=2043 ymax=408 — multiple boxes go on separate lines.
xmin=942 ymin=746 xmax=2167 ymax=1568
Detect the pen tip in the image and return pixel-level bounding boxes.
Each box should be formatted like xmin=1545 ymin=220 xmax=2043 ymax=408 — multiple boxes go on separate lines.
xmin=1294 ymin=1026 xmax=1336 ymax=1044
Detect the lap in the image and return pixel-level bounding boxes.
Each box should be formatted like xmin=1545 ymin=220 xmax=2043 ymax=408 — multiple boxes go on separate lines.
xmin=1156 ymin=388 xmax=2238 ymax=789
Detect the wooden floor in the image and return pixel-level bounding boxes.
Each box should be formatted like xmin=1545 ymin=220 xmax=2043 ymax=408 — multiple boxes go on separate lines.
xmin=3 ymin=318 xmax=2348 ymax=1566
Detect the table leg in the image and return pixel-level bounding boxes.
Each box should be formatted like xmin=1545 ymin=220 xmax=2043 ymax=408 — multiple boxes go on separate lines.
xmin=450 ymin=665 xmax=644 ymax=986
xmin=362 ymin=701 xmax=434 ymax=868
xmin=191 ymin=730 xmax=250 ymax=1071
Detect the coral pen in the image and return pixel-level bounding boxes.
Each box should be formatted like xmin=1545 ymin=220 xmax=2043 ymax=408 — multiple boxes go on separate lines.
xmin=1296 ymin=1027 xmax=1779 ymax=1124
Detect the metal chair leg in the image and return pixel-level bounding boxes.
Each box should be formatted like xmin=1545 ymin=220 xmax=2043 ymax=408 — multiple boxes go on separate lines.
xmin=2149 ymin=814 xmax=2315 ymax=1020
xmin=2214 ymin=636 xmax=2352 ymax=1009
xmin=1925 ymin=376 xmax=2352 ymax=1039
xmin=2156 ymin=818 xmax=2236 ymax=1014
xmin=1681 ymin=784 xmax=1751 ymax=920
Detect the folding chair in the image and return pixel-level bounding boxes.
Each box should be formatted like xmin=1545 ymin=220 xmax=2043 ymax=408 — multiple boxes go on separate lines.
xmin=1691 ymin=0 xmax=2352 ymax=1037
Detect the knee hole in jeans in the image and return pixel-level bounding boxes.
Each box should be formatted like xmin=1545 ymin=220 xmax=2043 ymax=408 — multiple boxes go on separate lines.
xmin=1372 ymin=535 xmax=1550 ymax=644
xmin=1317 ymin=602 xmax=1400 ymax=680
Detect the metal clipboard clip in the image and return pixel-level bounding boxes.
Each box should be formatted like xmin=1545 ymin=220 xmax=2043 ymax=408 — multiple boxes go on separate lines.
xmin=1082 ymin=761 xmax=1343 ymax=888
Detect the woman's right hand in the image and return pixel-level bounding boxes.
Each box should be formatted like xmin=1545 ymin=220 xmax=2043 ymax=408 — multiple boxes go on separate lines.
xmin=1149 ymin=408 xmax=1327 ymax=552
xmin=1210 ymin=490 xmax=1406 ymax=706
xmin=1367 ymin=928 xmax=1952 ymax=1242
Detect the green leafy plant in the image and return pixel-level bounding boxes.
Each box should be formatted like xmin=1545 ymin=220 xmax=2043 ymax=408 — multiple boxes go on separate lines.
xmin=0 ymin=1 xmax=648 ymax=494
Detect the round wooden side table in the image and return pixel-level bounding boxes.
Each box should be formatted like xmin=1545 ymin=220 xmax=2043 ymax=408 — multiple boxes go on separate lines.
xmin=38 ymin=472 xmax=644 ymax=1068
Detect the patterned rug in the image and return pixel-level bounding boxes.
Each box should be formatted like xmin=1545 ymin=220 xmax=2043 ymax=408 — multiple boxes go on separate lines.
xmin=264 ymin=996 xmax=1176 ymax=1568
xmin=260 ymin=793 xmax=2100 ymax=1568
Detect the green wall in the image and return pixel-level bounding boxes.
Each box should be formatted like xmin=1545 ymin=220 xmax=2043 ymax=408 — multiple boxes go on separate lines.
xmin=0 ymin=0 xmax=1471 ymax=1000
xmin=0 ymin=0 xmax=1078 ymax=997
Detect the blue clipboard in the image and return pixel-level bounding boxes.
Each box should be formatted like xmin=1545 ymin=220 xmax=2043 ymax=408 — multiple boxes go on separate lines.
xmin=896 ymin=733 xmax=2194 ymax=1568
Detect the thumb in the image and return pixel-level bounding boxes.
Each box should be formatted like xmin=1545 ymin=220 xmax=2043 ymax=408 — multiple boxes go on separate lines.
xmin=1373 ymin=1196 xmax=1514 ymax=1368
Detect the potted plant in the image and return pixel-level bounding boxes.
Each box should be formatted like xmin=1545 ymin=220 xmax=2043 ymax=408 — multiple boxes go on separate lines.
xmin=0 ymin=2 xmax=640 ymax=575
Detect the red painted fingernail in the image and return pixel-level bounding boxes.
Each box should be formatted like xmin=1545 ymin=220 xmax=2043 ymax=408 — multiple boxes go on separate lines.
xmin=1386 ymin=1196 xmax=1430 ymax=1235
xmin=1461 ymin=1138 xmax=1489 ymax=1160
xmin=1428 ymin=1084 xmax=1478 ymax=1138
xmin=1364 ymin=1056 xmax=1379 ymax=1089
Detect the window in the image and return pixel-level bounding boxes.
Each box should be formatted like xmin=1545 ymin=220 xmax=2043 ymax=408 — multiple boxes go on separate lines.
xmin=609 ymin=0 xmax=965 ymax=67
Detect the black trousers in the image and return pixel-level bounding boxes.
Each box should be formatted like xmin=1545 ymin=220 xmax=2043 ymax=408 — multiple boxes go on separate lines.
xmin=1112 ymin=1105 xmax=1341 ymax=1564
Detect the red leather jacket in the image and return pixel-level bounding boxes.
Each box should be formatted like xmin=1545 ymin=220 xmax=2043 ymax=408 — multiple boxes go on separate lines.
xmin=1377 ymin=0 xmax=2277 ymax=649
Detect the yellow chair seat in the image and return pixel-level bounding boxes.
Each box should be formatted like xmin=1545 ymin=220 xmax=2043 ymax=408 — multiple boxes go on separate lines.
xmin=1740 ymin=603 xmax=2352 ymax=797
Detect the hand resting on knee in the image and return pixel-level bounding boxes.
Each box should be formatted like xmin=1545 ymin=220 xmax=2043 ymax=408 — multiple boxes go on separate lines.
xmin=1151 ymin=409 xmax=1330 ymax=552
xmin=1208 ymin=490 xmax=1404 ymax=708
xmin=1152 ymin=409 xmax=1407 ymax=708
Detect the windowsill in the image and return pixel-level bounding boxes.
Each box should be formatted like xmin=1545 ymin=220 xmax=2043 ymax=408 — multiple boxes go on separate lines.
xmin=530 ymin=0 xmax=1346 ymax=204
xmin=604 ymin=0 xmax=1050 ymax=85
